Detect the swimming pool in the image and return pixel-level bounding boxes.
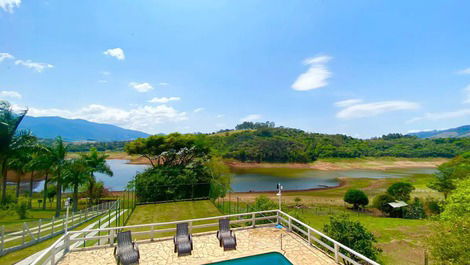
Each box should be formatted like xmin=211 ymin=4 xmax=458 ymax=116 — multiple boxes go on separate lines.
xmin=208 ymin=252 xmax=293 ymax=265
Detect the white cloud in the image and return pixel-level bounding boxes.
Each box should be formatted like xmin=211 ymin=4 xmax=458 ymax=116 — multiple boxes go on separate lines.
xmin=193 ymin=107 xmax=204 ymax=113
xmin=292 ymin=55 xmax=332 ymax=91
xmin=0 ymin=0 xmax=21 ymax=13
xmin=15 ymin=59 xmax=53 ymax=72
xmin=27 ymin=104 xmax=188 ymax=133
xmin=216 ymin=114 xmax=224 ymax=118
xmin=240 ymin=114 xmax=262 ymax=122
xmin=0 ymin=90 xmax=22 ymax=99
xmin=336 ymin=100 xmax=420 ymax=119
xmin=148 ymin=97 xmax=181 ymax=103
xmin=407 ymin=109 xmax=470 ymax=123
xmin=0 ymin=52 xmax=14 ymax=62
xmin=158 ymin=82 xmax=169 ymax=86
xmin=129 ymin=82 xmax=153 ymax=93
xmin=464 ymin=84 xmax=470 ymax=104
xmin=101 ymin=71 xmax=111 ymax=76
xmin=103 ymin=48 xmax=125 ymax=60
xmin=334 ymin=99 xmax=363 ymax=108
xmin=457 ymin=68 xmax=470 ymax=75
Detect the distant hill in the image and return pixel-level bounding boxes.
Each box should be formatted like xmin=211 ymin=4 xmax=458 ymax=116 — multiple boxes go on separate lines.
xmin=19 ymin=116 xmax=149 ymax=142
xmin=408 ymin=125 xmax=470 ymax=138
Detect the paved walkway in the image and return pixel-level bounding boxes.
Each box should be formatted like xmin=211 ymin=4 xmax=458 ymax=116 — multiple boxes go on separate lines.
xmin=59 ymin=227 xmax=336 ymax=265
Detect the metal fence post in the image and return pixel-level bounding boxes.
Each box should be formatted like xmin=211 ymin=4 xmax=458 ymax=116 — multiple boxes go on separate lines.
xmin=51 ymin=217 xmax=55 ymax=235
xmin=334 ymin=242 xmax=339 ymax=263
xmin=22 ymin=223 xmax=25 ymax=245
xmin=38 ymin=219 xmax=42 ymax=240
xmin=0 ymin=225 xmax=4 ymax=253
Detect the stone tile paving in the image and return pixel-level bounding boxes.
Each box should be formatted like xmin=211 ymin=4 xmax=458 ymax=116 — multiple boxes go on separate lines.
xmin=59 ymin=227 xmax=336 ymax=265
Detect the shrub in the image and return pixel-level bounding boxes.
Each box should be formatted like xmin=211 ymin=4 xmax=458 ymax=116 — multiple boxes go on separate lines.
xmin=323 ymin=214 xmax=381 ymax=263
xmin=387 ymin=182 xmax=415 ymax=201
xmin=16 ymin=200 xmax=29 ymax=219
xmin=343 ymin=189 xmax=369 ymax=210
xmin=404 ymin=198 xmax=426 ymax=219
xmin=252 ymin=195 xmax=277 ymax=211
xmin=373 ymin=193 xmax=395 ymax=215
xmin=424 ymin=198 xmax=443 ymax=215
xmin=294 ymin=197 xmax=302 ymax=207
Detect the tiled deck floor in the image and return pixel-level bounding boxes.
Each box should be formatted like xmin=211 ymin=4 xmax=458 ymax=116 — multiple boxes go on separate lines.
xmin=59 ymin=227 xmax=336 ymax=265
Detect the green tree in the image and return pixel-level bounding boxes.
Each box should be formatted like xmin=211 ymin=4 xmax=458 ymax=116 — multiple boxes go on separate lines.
xmin=428 ymin=178 xmax=470 ymax=264
xmin=373 ymin=194 xmax=395 ymax=215
xmin=429 ymin=153 xmax=470 ymax=198
xmin=80 ymin=148 xmax=113 ymax=206
xmin=323 ymin=214 xmax=381 ymax=263
xmin=63 ymin=159 xmax=90 ymax=212
xmin=49 ymin=137 xmax=68 ymax=217
xmin=0 ymin=100 xmax=28 ymax=203
xmin=386 ymin=182 xmax=415 ymax=201
xmin=343 ymin=189 xmax=369 ymax=210
xmin=28 ymin=145 xmax=56 ymax=210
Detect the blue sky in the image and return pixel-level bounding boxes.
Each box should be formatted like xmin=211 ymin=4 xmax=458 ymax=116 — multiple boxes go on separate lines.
xmin=1 ymin=0 xmax=469 ymax=138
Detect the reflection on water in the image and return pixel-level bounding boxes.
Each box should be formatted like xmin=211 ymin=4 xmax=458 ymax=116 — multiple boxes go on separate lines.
xmin=34 ymin=160 xmax=437 ymax=192
xmin=230 ymin=167 xmax=437 ymax=192
xmin=95 ymin=160 xmax=149 ymax=191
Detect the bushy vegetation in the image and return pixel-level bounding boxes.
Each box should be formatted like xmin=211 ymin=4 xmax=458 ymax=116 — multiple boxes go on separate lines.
xmin=373 ymin=194 xmax=395 ymax=215
xmin=126 ymin=133 xmax=230 ymax=202
xmin=343 ymin=189 xmax=368 ymax=210
xmin=208 ymin=126 xmax=470 ymax=163
xmin=323 ymin=214 xmax=381 ymax=263
xmin=386 ymin=182 xmax=415 ymax=201
xmin=429 ymin=151 xmax=470 ymax=198
xmin=429 ymin=178 xmax=470 ymax=264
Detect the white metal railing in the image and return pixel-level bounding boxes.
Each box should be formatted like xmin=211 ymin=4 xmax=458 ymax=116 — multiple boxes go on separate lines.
xmin=277 ymin=211 xmax=380 ymax=265
xmin=31 ymin=210 xmax=380 ymax=265
xmin=0 ymin=201 xmax=117 ymax=256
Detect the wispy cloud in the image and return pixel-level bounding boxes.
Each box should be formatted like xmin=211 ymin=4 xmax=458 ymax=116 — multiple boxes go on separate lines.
xmin=0 ymin=90 xmax=22 ymax=99
xmin=158 ymin=82 xmax=169 ymax=86
xmin=26 ymin=104 xmax=188 ymax=133
xmin=334 ymin=99 xmax=363 ymax=108
xmin=193 ymin=107 xmax=204 ymax=113
xmin=216 ymin=114 xmax=224 ymax=118
xmin=0 ymin=52 xmax=14 ymax=62
xmin=464 ymin=84 xmax=470 ymax=104
xmin=0 ymin=0 xmax=21 ymax=13
xmin=15 ymin=60 xmax=53 ymax=72
xmin=336 ymin=100 xmax=420 ymax=119
xmin=103 ymin=48 xmax=125 ymax=60
xmin=129 ymin=82 xmax=153 ymax=93
xmin=407 ymin=109 xmax=470 ymax=123
xmin=240 ymin=114 xmax=262 ymax=122
xmin=456 ymin=68 xmax=470 ymax=75
xmin=148 ymin=97 xmax=181 ymax=103
xmin=292 ymin=55 xmax=332 ymax=91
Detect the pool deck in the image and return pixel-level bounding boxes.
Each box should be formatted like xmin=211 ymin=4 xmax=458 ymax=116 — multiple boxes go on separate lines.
xmin=58 ymin=227 xmax=336 ymax=265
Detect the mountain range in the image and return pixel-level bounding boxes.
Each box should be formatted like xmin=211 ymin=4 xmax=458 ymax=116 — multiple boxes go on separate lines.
xmin=18 ymin=116 xmax=149 ymax=142
xmin=408 ymin=125 xmax=470 ymax=138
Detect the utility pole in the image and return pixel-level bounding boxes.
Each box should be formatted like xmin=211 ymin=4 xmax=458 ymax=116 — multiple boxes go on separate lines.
xmin=276 ymin=183 xmax=283 ymax=211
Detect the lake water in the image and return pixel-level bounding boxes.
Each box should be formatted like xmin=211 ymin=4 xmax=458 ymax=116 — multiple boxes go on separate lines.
xmin=93 ymin=160 xmax=436 ymax=192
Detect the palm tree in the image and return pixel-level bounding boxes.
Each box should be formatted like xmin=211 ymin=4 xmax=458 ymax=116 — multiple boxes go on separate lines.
xmin=80 ymin=148 xmax=113 ymax=205
xmin=26 ymin=146 xmax=54 ymax=208
xmin=49 ymin=137 xmax=68 ymax=217
xmin=63 ymin=159 xmax=90 ymax=212
xmin=0 ymin=101 xmax=28 ymax=203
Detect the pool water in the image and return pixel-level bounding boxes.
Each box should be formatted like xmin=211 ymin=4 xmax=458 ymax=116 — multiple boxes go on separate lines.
xmin=208 ymin=252 xmax=293 ymax=265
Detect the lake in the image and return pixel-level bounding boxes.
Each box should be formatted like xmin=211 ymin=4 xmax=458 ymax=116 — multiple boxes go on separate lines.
xmin=93 ymin=160 xmax=437 ymax=192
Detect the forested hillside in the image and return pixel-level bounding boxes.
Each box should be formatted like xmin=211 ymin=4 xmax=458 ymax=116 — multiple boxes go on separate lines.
xmin=208 ymin=127 xmax=470 ymax=162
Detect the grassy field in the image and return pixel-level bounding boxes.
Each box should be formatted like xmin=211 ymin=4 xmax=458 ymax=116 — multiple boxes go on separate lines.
xmin=286 ymin=208 xmax=433 ymax=265
xmin=126 ymin=200 xmax=222 ymax=239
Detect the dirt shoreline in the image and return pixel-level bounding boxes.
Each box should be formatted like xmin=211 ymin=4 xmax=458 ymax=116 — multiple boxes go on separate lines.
xmin=226 ymin=159 xmax=446 ymax=171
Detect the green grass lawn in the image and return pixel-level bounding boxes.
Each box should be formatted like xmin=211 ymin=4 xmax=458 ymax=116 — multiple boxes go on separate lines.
xmin=287 ymin=208 xmax=433 ymax=265
xmin=126 ymin=200 xmax=222 ymax=239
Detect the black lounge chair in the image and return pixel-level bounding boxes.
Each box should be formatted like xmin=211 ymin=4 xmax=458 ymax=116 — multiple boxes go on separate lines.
xmin=173 ymin=223 xmax=193 ymax=256
xmin=114 ymin=231 xmax=140 ymax=265
xmin=216 ymin=218 xmax=237 ymax=251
